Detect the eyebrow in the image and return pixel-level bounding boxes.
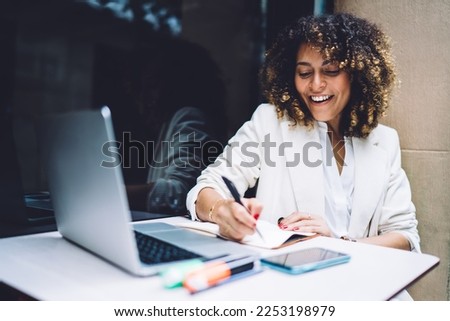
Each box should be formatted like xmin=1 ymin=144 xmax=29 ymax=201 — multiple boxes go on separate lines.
xmin=296 ymin=59 xmax=333 ymax=67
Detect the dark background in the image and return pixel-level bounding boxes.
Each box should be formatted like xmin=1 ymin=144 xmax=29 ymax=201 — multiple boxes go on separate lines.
xmin=0 ymin=0 xmax=329 ymax=191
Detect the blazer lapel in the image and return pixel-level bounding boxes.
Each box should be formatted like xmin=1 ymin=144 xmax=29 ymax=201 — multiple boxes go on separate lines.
xmin=348 ymin=132 xmax=389 ymax=237
xmin=280 ymin=121 xmax=325 ymax=216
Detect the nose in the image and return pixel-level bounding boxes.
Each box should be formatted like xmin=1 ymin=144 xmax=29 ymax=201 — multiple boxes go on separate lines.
xmin=309 ymin=73 xmax=326 ymax=92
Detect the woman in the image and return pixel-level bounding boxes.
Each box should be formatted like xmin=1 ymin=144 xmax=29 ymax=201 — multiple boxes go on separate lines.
xmin=186 ymin=13 xmax=419 ymax=252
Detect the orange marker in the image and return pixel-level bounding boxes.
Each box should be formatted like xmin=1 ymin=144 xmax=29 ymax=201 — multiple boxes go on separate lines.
xmin=183 ymin=256 xmax=257 ymax=293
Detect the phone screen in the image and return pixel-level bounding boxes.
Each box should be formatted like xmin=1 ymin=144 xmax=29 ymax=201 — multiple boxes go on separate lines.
xmin=261 ymin=247 xmax=350 ymax=274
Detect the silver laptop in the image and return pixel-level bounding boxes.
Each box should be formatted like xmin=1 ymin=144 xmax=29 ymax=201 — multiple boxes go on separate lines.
xmin=40 ymin=106 xmax=256 ymax=276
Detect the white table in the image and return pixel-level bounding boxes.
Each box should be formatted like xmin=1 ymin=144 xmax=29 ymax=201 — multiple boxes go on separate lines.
xmin=0 ymin=217 xmax=439 ymax=300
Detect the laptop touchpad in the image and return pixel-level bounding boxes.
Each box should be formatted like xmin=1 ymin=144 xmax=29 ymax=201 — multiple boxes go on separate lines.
xmin=135 ymin=224 xmax=256 ymax=258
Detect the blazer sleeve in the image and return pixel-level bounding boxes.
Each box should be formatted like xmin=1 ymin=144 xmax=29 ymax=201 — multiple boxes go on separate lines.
xmin=377 ymin=128 xmax=421 ymax=252
xmin=186 ymin=104 xmax=274 ymax=220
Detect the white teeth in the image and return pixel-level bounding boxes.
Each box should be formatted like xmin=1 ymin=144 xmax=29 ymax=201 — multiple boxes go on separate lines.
xmin=311 ymin=95 xmax=331 ymax=102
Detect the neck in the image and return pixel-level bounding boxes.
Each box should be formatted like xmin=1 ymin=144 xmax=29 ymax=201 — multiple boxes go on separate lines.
xmin=326 ymin=119 xmax=343 ymax=141
xmin=325 ymin=120 xmax=345 ymax=175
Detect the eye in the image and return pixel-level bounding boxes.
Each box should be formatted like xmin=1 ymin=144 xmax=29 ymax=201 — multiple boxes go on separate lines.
xmin=297 ymin=71 xmax=312 ymax=79
xmin=324 ymin=69 xmax=340 ymax=76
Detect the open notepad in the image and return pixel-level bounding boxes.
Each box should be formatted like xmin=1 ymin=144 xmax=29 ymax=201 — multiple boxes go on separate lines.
xmin=175 ymin=220 xmax=317 ymax=249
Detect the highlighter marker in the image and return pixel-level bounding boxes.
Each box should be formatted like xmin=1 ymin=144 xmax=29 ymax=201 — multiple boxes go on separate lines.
xmin=160 ymin=258 xmax=205 ymax=288
xmin=183 ymin=256 xmax=257 ymax=293
xmin=159 ymin=254 xmax=247 ymax=288
xmin=190 ymin=265 xmax=264 ymax=294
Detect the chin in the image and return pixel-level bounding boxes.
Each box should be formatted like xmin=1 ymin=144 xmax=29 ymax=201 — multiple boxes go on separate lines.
xmin=309 ymin=110 xmax=338 ymax=122
xmin=311 ymin=115 xmax=331 ymax=122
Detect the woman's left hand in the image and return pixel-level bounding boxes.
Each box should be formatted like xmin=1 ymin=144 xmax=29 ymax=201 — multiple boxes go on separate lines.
xmin=278 ymin=212 xmax=333 ymax=237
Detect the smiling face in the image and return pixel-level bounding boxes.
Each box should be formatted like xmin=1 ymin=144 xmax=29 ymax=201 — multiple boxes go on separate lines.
xmin=294 ymin=43 xmax=351 ymax=133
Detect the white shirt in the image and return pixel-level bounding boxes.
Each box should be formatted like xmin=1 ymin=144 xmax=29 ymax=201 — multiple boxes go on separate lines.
xmin=318 ymin=122 xmax=355 ymax=238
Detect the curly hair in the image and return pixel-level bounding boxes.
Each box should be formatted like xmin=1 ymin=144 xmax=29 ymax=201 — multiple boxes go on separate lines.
xmin=260 ymin=13 xmax=396 ymax=138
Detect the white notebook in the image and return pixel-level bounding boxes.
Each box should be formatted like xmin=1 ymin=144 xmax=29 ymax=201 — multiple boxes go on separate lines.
xmin=175 ymin=220 xmax=317 ymax=249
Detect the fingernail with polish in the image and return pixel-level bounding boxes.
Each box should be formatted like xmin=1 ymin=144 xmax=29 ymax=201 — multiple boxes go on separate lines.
xmin=253 ymin=213 xmax=260 ymax=220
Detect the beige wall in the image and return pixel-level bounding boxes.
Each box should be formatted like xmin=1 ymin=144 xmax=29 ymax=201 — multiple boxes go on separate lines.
xmin=335 ymin=0 xmax=450 ymax=300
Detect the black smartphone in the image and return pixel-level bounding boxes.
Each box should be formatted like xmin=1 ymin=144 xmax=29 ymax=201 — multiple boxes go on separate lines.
xmin=261 ymin=247 xmax=351 ymax=275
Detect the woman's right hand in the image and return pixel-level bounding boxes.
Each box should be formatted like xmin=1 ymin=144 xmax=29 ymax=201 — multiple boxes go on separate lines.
xmin=213 ymin=197 xmax=263 ymax=241
xmin=196 ymin=188 xmax=263 ymax=241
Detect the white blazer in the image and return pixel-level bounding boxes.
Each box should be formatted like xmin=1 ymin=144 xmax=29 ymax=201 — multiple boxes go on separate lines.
xmin=187 ymin=104 xmax=420 ymax=252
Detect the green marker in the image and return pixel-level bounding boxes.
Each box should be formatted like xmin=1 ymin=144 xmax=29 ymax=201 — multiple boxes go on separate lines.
xmin=159 ymin=259 xmax=205 ymax=289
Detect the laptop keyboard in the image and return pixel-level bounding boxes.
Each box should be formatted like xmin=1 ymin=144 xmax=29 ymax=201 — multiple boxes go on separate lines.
xmin=134 ymin=231 xmax=201 ymax=264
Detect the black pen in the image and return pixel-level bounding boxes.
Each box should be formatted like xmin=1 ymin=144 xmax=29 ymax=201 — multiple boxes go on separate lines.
xmin=221 ymin=176 xmax=265 ymax=241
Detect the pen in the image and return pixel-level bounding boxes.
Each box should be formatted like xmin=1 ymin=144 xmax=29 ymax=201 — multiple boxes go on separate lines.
xmin=221 ymin=176 xmax=264 ymax=241
xmin=183 ymin=256 xmax=258 ymax=293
